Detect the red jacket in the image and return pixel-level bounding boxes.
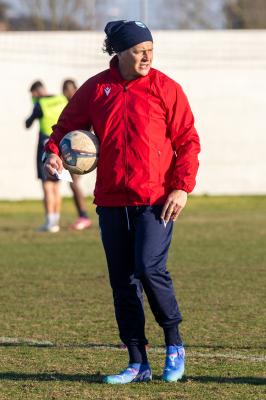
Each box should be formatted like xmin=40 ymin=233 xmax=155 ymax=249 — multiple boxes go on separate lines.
xmin=46 ymin=56 xmax=200 ymax=206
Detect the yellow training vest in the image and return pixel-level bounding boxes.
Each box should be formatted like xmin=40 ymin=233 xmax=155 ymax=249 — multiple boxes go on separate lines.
xmin=37 ymin=95 xmax=67 ymax=136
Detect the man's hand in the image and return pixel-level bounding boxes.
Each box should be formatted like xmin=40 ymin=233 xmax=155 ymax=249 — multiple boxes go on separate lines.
xmin=161 ymin=190 xmax=188 ymax=223
xmin=44 ymin=153 xmax=63 ymax=180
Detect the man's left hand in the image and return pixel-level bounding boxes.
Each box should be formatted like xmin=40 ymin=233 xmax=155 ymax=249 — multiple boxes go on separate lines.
xmin=161 ymin=190 xmax=188 ymax=223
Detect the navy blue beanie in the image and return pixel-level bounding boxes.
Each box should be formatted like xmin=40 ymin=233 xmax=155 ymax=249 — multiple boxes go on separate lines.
xmin=104 ymin=20 xmax=153 ymax=53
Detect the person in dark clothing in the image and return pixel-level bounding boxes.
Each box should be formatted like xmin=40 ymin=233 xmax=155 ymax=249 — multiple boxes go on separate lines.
xmin=25 ymin=80 xmax=67 ymax=232
xmin=62 ymin=79 xmax=92 ymax=230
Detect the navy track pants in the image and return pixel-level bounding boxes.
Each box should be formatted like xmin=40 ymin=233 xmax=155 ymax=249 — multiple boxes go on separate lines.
xmin=96 ymin=205 xmax=182 ymax=346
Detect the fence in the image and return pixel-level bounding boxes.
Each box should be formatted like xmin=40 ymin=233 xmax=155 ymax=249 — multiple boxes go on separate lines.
xmin=0 ymin=30 xmax=266 ymax=199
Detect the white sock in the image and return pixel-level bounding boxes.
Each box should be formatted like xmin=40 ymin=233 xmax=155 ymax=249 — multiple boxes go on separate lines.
xmin=52 ymin=213 xmax=60 ymax=225
xmin=46 ymin=213 xmax=60 ymax=226
xmin=46 ymin=214 xmax=53 ymax=226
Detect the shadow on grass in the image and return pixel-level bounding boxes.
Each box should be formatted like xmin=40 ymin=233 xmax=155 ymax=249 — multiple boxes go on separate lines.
xmin=0 ymin=372 xmax=103 ymax=383
xmin=183 ymin=375 xmax=266 ymax=386
xmin=153 ymin=375 xmax=266 ymax=385
xmin=0 ymin=373 xmax=265 ymax=386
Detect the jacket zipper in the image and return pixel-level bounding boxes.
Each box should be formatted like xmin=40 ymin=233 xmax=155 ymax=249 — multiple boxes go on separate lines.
xmin=123 ymin=85 xmax=129 ymax=201
xmin=158 ymin=149 xmax=161 ymax=182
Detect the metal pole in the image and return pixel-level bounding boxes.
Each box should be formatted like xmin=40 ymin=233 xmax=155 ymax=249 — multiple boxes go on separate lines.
xmin=90 ymin=0 xmax=96 ymax=30
xmin=140 ymin=0 xmax=148 ymax=25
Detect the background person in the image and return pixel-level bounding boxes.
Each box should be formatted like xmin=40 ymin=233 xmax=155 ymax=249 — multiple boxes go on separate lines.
xmin=25 ymin=80 xmax=67 ymax=232
xmin=44 ymin=20 xmax=200 ymax=383
xmin=62 ymin=79 xmax=92 ymax=230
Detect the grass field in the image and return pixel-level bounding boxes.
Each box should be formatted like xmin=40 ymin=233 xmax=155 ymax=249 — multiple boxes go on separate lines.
xmin=0 ymin=196 xmax=265 ymax=399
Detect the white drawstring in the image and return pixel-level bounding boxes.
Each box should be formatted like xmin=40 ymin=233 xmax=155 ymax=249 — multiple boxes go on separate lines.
xmin=125 ymin=207 xmax=130 ymax=230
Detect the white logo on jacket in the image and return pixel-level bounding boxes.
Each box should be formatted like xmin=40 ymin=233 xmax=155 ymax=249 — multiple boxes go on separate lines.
xmin=104 ymin=87 xmax=111 ymax=96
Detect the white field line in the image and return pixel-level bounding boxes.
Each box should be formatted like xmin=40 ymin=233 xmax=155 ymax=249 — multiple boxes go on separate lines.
xmin=0 ymin=337 xmax=265 ymax=363
xmin=0 ymin=337 xmax=54 ymax=347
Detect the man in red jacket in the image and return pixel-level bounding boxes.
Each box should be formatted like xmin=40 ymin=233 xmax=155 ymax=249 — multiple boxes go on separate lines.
xmin=44 ymin=20 xmax=200 ymax=384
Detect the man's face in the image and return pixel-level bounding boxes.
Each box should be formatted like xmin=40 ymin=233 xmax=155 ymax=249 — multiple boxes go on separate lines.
xmin=31 ymin=86 xmax=47 ymax=98
xmin=63 ymin=84 xmax=77 ymax=101
xmin=118 ymin=41 xmax=153 ymax=80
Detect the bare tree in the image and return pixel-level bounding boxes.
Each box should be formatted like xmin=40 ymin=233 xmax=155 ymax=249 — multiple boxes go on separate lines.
xmin=0 ymin=0 xmax=10 ymax=30
xmin=20 ymin=0 xmax=96 ymax=30
xmin=155 ymin=0 xmax=218 ymax=29
xmin=224 ymin=0 xmax=266 ymax=29
xmin=0 ymin=1 xmax=8 ymax=20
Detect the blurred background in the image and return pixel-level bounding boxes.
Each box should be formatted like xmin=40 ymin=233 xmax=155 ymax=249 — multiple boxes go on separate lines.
xmin=1 ymin=0 xmax=266 ymax=199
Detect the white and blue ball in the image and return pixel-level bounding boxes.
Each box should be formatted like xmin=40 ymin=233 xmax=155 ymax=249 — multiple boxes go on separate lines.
xmin=59 ymin=130 xmax=99 ymax=175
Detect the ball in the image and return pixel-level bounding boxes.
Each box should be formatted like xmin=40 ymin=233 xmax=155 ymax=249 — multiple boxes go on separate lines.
xmin=59 ymin=130 xmax=99 ymax=175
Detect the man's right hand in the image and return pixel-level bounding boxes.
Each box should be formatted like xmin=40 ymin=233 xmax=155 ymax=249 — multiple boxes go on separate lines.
xmin=44 ymin=153 xmax=63 ymax=180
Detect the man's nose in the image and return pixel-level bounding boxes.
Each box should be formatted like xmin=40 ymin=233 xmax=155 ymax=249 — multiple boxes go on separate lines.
xmin=142 ymin=52 xmax=148 ymax=60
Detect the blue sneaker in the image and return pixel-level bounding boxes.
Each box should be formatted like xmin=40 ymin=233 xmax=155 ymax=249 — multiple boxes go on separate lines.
xmin=162 ymin=345 xmax=185 ymax=382
xmin=103 ymin=363 xmax=152 ymax=384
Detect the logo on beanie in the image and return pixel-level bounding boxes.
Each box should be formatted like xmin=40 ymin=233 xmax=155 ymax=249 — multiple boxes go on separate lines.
xmin=135 ymin=21 xmax=146 ymax=28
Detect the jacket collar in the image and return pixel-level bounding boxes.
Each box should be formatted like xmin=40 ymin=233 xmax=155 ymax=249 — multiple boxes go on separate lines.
xmin=109 ymin=56 xmax=123 ymax=82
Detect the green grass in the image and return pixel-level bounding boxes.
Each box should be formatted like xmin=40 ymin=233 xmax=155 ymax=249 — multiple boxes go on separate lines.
xmin=0 ymin=196 xmax=265 ymax=399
